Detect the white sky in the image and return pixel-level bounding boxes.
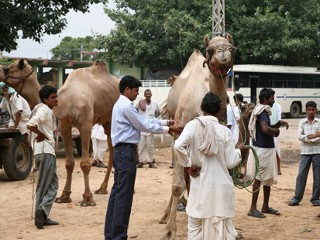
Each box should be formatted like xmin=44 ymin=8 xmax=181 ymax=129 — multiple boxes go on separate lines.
xmin=3 ymin=3 xmax=115 ymax=59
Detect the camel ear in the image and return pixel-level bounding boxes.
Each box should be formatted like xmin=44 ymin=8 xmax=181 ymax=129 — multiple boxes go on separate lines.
xmin=225 ymin=33 xmax=234 ymax=45
xmin=18 ymin=59 xmax=25 ymax=70
xmin=203 ymin=35 xmax=209 ymax=48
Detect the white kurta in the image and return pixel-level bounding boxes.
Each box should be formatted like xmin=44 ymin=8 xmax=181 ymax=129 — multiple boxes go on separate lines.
xmin=270 ymin=101 xmax=282 ymax=156
xmin=174 ymin=116 xmax=241 ymax=218
xmin=27 ymin=103 xmax=56 ymax=156
xmin=0 ymin=92 xmax=31 ymax=134
xmin=136 ymin=100 xmax=160 ymax=163
xmin=174 ymin=116 xmax=241 ymax=239
xmin=227 ymin=103 xmax=239 ymax=146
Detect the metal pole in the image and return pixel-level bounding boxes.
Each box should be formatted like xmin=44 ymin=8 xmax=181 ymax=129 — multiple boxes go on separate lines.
xmin=212 ymin=0 xmax=225 ymax=37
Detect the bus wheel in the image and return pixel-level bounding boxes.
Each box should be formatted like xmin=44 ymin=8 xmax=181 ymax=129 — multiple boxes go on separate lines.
xmin=289 ymin=102 xmax=301 ymax=118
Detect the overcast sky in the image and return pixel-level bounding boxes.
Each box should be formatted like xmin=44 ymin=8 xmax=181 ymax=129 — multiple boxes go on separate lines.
xmin=3 ymin=3 xmax=115 ymax=59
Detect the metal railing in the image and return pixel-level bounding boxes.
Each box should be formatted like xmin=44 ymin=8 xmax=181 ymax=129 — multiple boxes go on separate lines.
xmin=140 ymin=79 xmax=170 ymax=88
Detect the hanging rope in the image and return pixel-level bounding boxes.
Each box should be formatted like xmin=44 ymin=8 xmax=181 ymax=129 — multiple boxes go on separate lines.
xmin=207 ymin=64 xmax=260 ymax=192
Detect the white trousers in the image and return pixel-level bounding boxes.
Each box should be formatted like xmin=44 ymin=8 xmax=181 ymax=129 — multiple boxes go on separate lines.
xmin=91 ymin=138 xmax=108 ymax=162
xmin=188 ymin=215 xmax=237 ymax=240
xmin=138 ymin=134 xmax=154 ymax=163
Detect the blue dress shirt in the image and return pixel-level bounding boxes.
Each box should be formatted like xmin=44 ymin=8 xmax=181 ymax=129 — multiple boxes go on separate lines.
xmin=111 ymin=95 xmax=169 ymax=146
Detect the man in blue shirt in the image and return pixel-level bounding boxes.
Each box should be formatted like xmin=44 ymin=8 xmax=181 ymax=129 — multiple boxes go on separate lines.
xmin=105 ymin=75 xmax=182 ymax=240
xmin=247 ymin=88 xmax=288 ymax=218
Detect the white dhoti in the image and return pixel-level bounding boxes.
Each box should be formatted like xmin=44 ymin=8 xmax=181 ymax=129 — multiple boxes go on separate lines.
xmin=247 ymin=146 xmax=278 ymax=186
xmin=91 ymin=138 xmax=108 ymax=162
xmin=188 ymin=216 xmax=237 ymax=240
xmin=138 ymin=133 xmax=154 ymax=163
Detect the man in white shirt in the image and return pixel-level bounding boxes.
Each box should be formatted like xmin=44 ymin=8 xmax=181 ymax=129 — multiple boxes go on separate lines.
xmin=0 ymin=82 xmax=31 ymax=135
xmin=288 ymin=101 xmax=320 ymax=207
xmin=27 ymin=85 xmax=59 ymax=229
xmin=174 ymin=92 xmax=245 ymax=239
xmin=136 ymin=89 xmax=160 ymax=168
xmin=227 ymin=96 xmax=239 ymax=146
xmin=270 ymin=99 xmax=282 ymax=174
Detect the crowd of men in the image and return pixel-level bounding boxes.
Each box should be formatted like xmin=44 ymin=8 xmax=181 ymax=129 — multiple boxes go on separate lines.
xmin=1 ymin=75 xmax=320 ymax=240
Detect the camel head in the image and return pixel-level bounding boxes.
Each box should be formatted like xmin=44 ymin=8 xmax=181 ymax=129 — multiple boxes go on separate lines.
xmin=203 ymin=34 xmax=235 ymax=77
xmin=167 ymin=75 xmax=177 ymax=86
xmin=1 ymin=59 xmax=41 ymax=109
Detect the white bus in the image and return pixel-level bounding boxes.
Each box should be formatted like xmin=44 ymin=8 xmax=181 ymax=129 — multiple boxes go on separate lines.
xmin=228 ymin=64 xmax=320 ymax=117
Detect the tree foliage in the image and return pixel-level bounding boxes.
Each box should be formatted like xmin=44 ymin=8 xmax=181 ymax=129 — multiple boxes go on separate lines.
xmin=51 ymin=36 xmax=107 ymax=61
xmin=51 ymin=0 xmax=319 ymax=67
xmin=0 ymin=0 xmax=106 ymax=52
xmin=101 ymin=0 xmax=212 ymax=70
xmin=99 ymin=0 xmax=319 ymax=67
xmin=227 ymin=0 xmax=320 ymax=66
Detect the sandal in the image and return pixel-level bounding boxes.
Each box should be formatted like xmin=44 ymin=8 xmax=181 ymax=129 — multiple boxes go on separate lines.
xmin=261 ymin=207 xmax=280 ymax=215
xmin=247 ymin=209 xmax=266 ymax=218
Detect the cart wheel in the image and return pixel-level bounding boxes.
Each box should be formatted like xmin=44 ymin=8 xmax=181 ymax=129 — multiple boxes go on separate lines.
xmin=3 ymin=136 xmax=33 ymax=180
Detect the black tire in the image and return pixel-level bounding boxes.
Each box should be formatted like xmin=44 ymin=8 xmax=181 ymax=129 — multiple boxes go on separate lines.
xmin=289 ymin=102 xmax=301 ymax=118
xmin=2 ymin=136 xmax=33 ymax=180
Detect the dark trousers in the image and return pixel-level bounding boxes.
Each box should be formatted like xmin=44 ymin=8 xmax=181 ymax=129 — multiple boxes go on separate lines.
xmin=105 ymin=144 xmax=137 ymax=240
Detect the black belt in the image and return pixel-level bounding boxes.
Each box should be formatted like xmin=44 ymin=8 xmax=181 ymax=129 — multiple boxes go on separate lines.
xmin=115 ymin=142 xmax=137 ymax=149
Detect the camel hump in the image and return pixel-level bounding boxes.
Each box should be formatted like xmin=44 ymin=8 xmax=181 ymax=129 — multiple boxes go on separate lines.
xmin=92 ymin=60 xmax=109 ymax=73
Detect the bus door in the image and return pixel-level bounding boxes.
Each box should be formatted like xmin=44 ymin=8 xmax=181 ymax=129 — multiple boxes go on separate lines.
xmin=250 ymin=75 xmax=259 ymax=105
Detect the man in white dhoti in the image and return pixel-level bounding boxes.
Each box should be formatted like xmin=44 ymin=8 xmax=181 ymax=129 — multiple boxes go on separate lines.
xmin=247 ymin=88 xmax=288 ymax=218
xmin=174 ymin=92 xmax=245 ymax=240
xmin=136 ymin=89 xmax=160 ymax=168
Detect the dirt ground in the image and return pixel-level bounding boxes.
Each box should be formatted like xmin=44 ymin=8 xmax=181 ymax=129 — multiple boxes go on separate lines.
xmin=1 ymin=118 xmax=320 ymax=240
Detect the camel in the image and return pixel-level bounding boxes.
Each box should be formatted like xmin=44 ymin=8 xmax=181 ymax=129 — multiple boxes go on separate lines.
xmin=0 ymin=60 xmax=119 ymax=205
xmin=54 ymin=60 xmax=120 ymax=206
xmin=0 ymin=59 xmax=41 ymax=109
xmin=159 ymin=34 xmax=235 ymax=240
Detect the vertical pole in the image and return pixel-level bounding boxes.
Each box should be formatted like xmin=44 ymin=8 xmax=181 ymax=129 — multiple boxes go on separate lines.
xmin=212 ymin=0 xmax=225 ymax=37
xmin=80 ymin=44 xmax=83 ymax=61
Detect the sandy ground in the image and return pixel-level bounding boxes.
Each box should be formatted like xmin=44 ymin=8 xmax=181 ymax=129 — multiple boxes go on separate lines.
xmin=1 ymin=118 xmax=320 ymax=240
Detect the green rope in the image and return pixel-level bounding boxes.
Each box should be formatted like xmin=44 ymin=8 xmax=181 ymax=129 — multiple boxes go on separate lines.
xmin=231 ymin=145 xmax=260 ymax=193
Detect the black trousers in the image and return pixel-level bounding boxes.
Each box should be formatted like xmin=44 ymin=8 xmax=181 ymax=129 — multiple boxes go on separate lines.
xmin=105 ymin=144 xmax=137 ymax=240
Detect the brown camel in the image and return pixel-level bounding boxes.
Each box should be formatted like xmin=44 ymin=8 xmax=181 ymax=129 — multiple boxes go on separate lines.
xmin=54 ymin=60 xmax=120 ymax=206
xmin=0 ymin=59 xmax=41 ymax=109
xmin=159 ymin=34 xmax=235 ymax=240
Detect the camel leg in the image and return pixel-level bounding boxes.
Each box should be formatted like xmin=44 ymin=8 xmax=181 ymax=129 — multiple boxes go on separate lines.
xmin=55 ymin=123 xmax=74 ymax=203
xmin=79 ymin=123 xmax=96 ymax=206
xmin=159 ymin=195 xmax=173 ymax=224
xmin=95 ymin=122 xmax=113 ymax=194
xmin=161 ymin=162 xmax=186 ymax=240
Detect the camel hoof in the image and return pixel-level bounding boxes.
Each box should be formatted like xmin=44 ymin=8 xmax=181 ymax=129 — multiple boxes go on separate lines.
xmin=94 ymin=188 xmax=108 ymax=194
xmin=55 ymin=190 xmax=72 ymax=203
xmin=160 ymin=230 xmax=176 ymax=240
xmin=80 ymin=192 xmax=96 ymax=207
xmin=55 ymin=197 xmax=72 ymax=203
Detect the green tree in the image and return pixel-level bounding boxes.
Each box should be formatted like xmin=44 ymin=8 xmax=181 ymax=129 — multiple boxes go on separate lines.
xmin=227 ymin=0 xmax=320 ymax=66
xmin=102 ymin=0 xmax=212 ymax=69
xmin=51 ymin=36 xmax=105 ymax=61
xmin=101 ymin=0 xmax=319 ymax=67
xmin=0 ymin=0 xmax=106 ymax=52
